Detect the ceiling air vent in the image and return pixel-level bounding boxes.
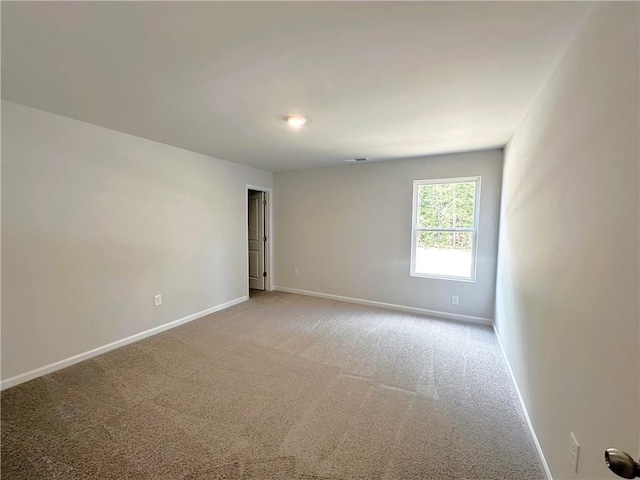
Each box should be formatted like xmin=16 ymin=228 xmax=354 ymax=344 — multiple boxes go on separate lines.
xmin=345 ymin=157 xmax=370 ymax=163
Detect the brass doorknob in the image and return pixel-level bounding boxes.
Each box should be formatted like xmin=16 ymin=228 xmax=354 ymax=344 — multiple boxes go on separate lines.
xmin=605 ymin=449 xmax=640 ymax=478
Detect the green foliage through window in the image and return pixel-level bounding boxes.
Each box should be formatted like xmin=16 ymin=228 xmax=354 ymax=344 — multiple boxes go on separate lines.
xmin=417 ymin=231 xmax=473 ymax=251
xmin=416 ymin=181 xmax=476 ymax=251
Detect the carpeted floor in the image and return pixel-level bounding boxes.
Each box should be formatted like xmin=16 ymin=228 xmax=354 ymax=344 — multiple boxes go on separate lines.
xmin=1 ymin=291 xmax=544 ymax=479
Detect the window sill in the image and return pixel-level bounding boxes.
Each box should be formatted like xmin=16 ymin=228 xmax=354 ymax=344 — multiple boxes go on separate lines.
xmin=410 ymin=272 xmax=476 ymax=283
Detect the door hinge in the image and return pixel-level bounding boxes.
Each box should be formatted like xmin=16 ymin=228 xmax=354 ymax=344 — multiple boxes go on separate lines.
xmin=264 ymin=236 xmax=267 ymax=242
xmin=263 ymin=200 xmax=267 ymax=206
xmin=263 ymin=272 xmax=267 ymax=277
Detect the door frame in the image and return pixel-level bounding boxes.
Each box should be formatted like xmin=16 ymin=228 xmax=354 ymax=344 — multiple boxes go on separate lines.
xmin=246 ymin=184 xmax=273 ymax=295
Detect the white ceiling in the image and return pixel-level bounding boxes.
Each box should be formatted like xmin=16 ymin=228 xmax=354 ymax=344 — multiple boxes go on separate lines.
xmin=2 ymin=1 xmax=593 ymax=172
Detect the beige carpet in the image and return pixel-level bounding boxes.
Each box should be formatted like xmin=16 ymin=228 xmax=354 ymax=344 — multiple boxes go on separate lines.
xmin=1 ymin=291 xmax=544 ymax=479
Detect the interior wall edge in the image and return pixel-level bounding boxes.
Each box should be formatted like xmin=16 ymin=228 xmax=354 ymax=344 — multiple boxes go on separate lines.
xmin=494 ymin=326 xmax=553 ymax=480
xmin=273 ymin=286 xmax=493 ymax=326
xmin=0 ymin=295 xmax=248 ymax=391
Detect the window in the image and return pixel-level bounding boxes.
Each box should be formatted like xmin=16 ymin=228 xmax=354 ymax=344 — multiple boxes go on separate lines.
xmin=411 ymin=177 xmax=480 ymax=281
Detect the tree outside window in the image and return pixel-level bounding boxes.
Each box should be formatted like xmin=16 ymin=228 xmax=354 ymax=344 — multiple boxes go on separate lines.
xmin=411 ymin=177 xmax=480 ymax=280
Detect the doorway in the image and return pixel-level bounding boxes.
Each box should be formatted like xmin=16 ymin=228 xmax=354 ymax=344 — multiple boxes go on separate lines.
xmin=247 ymin=185 xmax=271 ymax=292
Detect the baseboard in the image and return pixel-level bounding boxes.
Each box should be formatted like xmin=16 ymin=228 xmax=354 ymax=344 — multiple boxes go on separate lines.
xmin=273 ymin=286 xmax=493 ymax=326
xmin=0 ymin=295 xmax=248 ymax=391
xmin=494 ymin=327 xmax=553 ymax=480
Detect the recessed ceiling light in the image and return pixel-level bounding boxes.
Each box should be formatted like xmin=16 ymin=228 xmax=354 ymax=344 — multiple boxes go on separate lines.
xmin=285 ymin=115 xmax=306 ymax=128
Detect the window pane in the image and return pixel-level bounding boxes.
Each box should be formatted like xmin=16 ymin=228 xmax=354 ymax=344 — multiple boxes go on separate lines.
xmin=417 ymin=181 xmax=476 ymax=229
xmin=415 ymin=231 xmax=473 ymax=278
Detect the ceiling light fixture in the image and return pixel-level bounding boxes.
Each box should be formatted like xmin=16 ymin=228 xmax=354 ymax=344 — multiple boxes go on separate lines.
xmin=285 ymin=115 xmax=306 ymax=128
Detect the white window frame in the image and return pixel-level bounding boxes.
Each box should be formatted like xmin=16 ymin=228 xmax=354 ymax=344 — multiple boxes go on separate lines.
xmin=410 ymin=176 xmax=481 ymax=282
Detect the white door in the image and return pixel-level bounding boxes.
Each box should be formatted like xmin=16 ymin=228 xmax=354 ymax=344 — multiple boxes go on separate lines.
xmin=248 ymin=190 xmax=265 ymax=290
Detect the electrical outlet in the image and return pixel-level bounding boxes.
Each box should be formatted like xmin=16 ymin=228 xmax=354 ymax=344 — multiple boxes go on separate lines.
xmin=569 ymin=432 xmax=580 ymax=473
xmin=294 ymin=267 xmax=300 ymax=277
xmin=154 ymin=294 xmax=162 ymax=306
xmin=451 ymin=295 xmax=459 ymax=305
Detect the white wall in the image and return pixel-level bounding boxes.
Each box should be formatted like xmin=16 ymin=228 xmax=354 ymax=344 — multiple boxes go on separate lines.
xmin=274 ymin=150 xmax=503 ymax=321
xmin=495 ymin=3 xmax=639 ymax=478
xmin=1 ymin=100 xmax=273 ymax=383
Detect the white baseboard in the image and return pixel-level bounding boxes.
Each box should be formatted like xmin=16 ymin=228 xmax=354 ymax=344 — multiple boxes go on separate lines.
xmin=494 ymin=327 xmax=552 ymax=480
xmin=273 ymin=286 xmax=492 ymax=326
xmin=0 ymin=295 xmax=248 ymax=391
